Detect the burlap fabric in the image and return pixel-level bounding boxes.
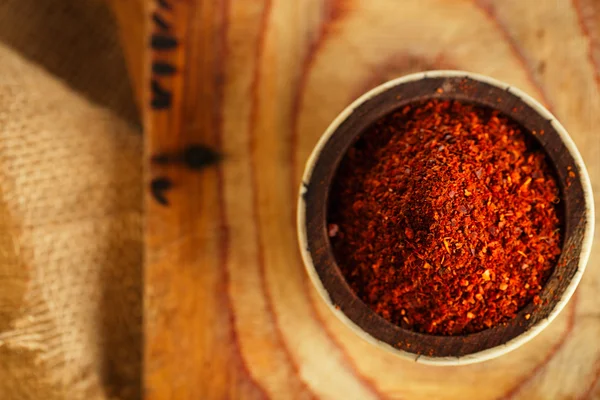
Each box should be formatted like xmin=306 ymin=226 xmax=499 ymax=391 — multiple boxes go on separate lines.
xmin=0 ymin=1 xmax=142 ymax=399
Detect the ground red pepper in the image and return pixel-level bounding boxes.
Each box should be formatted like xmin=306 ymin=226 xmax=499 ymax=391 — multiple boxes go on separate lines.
xmin=328 ymin=99 xmax=562 ymax=335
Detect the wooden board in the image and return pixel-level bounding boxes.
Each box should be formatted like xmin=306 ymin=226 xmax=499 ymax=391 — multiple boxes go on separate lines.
xmin=136 ymin=0 xmax=600 ymax=398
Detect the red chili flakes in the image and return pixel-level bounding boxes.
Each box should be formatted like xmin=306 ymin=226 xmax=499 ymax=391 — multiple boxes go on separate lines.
xmin=328 ymin=223 xmax=339 ymax=238
xmin=328 ymin=99 xmax=562 ymax=335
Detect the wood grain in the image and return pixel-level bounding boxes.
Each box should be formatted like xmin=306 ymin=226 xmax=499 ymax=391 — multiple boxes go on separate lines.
xmin=139 ymin=0 xmax=600 ymax=398
xmin=105 ymin=0 xmax=146 ymax=109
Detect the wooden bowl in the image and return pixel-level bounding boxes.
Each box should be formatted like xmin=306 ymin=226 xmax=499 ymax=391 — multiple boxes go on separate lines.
xmin=297 ymin=71 xmax=594 ymax=365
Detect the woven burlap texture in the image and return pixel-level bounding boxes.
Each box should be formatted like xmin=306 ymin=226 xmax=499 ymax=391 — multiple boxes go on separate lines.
xmin=0 ymin=30 xmax=142 ymax=400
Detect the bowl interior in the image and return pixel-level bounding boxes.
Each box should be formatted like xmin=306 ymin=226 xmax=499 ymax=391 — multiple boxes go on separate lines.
xmin=299 ymin=72 xmax=592 ymax=363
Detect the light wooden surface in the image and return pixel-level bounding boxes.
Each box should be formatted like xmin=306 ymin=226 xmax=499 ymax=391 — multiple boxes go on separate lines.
xmin=126 ymin=0 xmax=600 ymax=398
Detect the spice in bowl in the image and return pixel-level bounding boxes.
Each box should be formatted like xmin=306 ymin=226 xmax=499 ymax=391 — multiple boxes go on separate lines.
xmin=328 ymin=99 xmax=562 ymax=336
